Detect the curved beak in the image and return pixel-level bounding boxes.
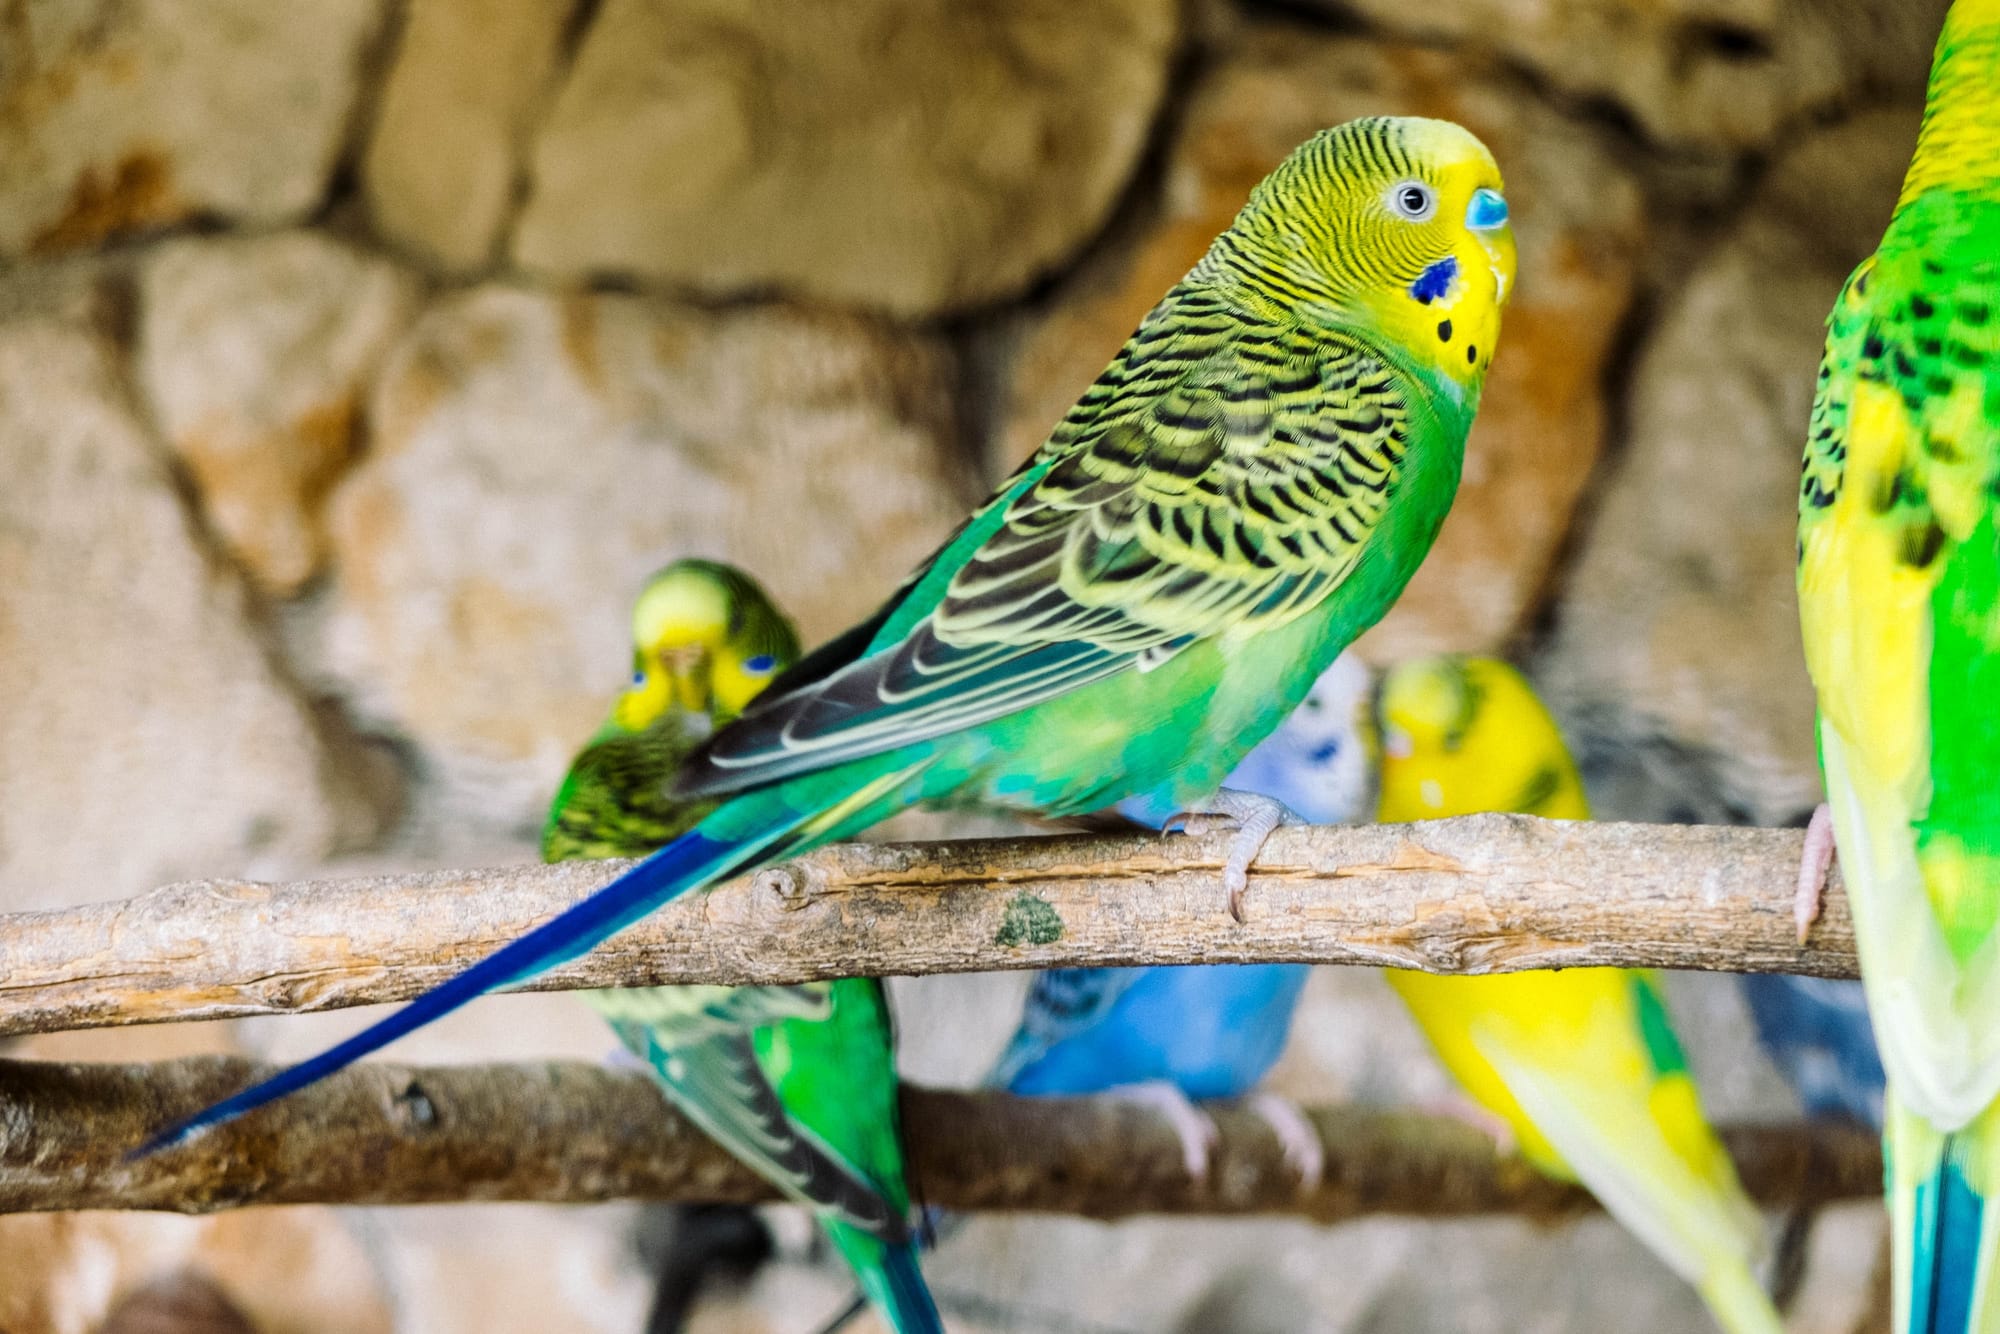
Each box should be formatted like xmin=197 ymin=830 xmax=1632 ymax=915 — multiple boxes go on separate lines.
xmin=661 ymin=645 xmax=711 ymax=713
xmin=1467 ymin=188 xmax=1515 ymax=304
xmin=1466 ymin=188 xmax=1509 ymax=231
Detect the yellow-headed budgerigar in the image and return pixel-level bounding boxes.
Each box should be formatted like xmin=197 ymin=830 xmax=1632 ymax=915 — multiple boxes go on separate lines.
xmin=1794 ymin=1 xmax=2000 ymax=1326
xmin=1376 ymin=655 xmax=1781 ymax=1333
xmin=540 ymin=560 xmax=942 ymax=1333
xmin=542 ymin=559 xmax=799 ymax=860
xmin=141 ymin=119 xmax=1519 ymax=1173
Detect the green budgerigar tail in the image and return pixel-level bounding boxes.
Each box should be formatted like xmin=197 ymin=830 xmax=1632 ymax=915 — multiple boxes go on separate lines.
xmin=829 ymin=1224 xmax=944 ymax=1334
xmin=1892 ymin=1099 xmax=2000 ymax=1333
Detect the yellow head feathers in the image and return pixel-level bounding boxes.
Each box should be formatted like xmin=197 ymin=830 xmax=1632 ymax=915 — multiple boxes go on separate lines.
xmin=1200 ymin=116 xmax=1516 ymax=396
xmin=613 ymin=559 xmax=801 ymax=732
xmin=1375 ymin=654 xmax=1589 ymax=822
xmin=1897 ymin=0 xmax=2000 ymax=204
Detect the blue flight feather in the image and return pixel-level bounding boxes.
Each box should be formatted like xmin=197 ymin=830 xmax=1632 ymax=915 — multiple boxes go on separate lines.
xmin=1737 ymin=973 xmax=1885 ymax=1128
xmin=135 ymin=827 xmax=756 ymax=1155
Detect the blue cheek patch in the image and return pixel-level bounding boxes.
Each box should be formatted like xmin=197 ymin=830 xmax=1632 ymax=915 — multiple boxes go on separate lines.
xmin=1409 ymin=256 xmax=1458 ymax=305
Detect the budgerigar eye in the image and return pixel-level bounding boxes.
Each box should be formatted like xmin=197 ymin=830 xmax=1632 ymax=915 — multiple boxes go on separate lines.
xmin=1389 ymin=181 xmax=1436 ymax=222
xmin=743 ymin=654 xmax=777 ymax=675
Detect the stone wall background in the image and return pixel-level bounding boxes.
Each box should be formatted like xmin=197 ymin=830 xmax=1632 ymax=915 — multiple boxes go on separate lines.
xmin=0 ymin=0 xmax=1945 ymax=1329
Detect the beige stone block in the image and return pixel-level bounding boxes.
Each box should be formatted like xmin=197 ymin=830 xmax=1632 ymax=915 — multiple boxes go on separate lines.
xmin=363 ymin=0 xmax=580 ymax=271
xmin=0 ymin=0 xmax=388 ymax=257
xmin=1314 ymin=0 xmax=1948 ymax=151
xmin=136 ymin=231 xmax=423 ymax=594
xmin=1540 ymin=109 xmax=1921 ymax=826
xmin=321 ymin=285 xmax=971 ymax=829
xmin=0 ymin=318 xmax=373 ymax=910
xmin=511 ymin=0 xmax=1178 ymax=316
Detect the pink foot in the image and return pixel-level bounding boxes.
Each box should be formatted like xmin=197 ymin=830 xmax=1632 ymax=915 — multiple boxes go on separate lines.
xmin=1797 ymin=803 xmax=1837 ymax=945
xmin=1110 ymin=1081 xmax=1220 ymax=1183
xmin=1424 ymin=1093 xmax=1517 ymax=1157
xmin=1245 ymin=1092 xmax=1325 ymax=1192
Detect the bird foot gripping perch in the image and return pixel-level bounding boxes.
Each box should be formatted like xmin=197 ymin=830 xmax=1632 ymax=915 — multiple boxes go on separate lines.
xmin=1105 ymin=1087 xmax=1327 ymax=1190
xmin=1793 ymin=802 xmax=1836 ymax=945
xmin=1244 ymin=1092 xmax=1327 ymax=1191
xmin=1419 ymin=1092 xmax=1519 ymax=1158
xmin=1172 ymin=789 xmax=1312 ymax=922
xmin=1107 ymin=1081 xmax=1223 ymax=1183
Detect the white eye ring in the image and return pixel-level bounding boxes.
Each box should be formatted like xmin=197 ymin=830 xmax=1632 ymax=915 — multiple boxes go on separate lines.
xmin=1388 ymin=180 xmax=1436 ymax=221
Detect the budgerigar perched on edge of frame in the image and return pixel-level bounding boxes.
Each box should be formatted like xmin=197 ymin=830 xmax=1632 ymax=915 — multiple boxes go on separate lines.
xmin=140 ymin=117 xmax=1519 ymax=1164
xmin=992 ymin=653 xmax=1379 ymax=1186
xmin=1794 ymin=1 xmax=2000 ymax=1327
xmin=540 ymin=560 xmax=943 ymax=1334
xmin=1375 ymin=655 xmax=1781 ymax=1334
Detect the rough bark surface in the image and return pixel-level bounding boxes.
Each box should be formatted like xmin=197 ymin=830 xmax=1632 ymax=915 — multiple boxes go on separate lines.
xmin=0 ymin=816 xmax=1858 ymax=1039
xmin=0 ymin=1057 xmax=1880 ymax=1219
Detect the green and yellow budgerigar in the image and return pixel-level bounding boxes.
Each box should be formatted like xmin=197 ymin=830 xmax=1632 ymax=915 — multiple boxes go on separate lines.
xmin=542 ymin=558 xmax=800 ymax=861
xmin=1795 ymin=2 xmax=2000 ymax=1327
xmin=539 ymin=559 xmax=941 ymax=1333
xmin=144 ymin=119 xmax=1520 ymax=1201
xmin=1376 ymin=656 xmax=1780 ymax=1334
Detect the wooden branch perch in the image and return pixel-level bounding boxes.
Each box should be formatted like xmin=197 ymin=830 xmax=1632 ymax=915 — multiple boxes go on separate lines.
xmin=0 ymin=816 xmax=1853 ymax=1039
xmin=0 ymin=1056 xmax=1880 ymax=1219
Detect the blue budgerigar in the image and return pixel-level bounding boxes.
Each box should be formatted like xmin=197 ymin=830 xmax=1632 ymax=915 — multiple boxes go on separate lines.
xmin=1738 ymin=974 xmax=1886 ymax=1129
xmin=991 ymin=654 xmax=1378 ymax=1184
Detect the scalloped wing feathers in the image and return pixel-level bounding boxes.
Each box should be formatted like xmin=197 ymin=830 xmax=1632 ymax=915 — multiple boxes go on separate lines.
xmin=680 ymin=299 xmax=1426 ymax=798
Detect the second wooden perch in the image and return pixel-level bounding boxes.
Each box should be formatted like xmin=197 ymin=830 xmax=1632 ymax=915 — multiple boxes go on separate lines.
xmin=0 ymin=1056 xmax=1881 ymax=1219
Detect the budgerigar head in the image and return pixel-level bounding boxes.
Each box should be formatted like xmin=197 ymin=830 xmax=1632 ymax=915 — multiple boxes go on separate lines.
xmin=1201 ymin=116 xmax=1515 ymax=398
xmin=613 ymin=559 xmax=801 ymax=732
xmin=1374 ymin=654 xmax=1588 ymax=822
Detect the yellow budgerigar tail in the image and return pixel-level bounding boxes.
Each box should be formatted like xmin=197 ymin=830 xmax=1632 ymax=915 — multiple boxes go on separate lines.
xmin=1482 ymin=1034 xmax=1784 ymax=1334
xmin=1697 ymin=1259 xmax=1787 ymax=1334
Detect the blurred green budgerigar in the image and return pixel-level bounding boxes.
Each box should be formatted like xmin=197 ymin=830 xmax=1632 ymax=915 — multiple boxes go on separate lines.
xmin=541 ymin=559 xmax=943 ymax=1334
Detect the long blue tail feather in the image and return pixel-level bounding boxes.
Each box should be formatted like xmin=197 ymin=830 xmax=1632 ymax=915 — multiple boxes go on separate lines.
xmin=134 ymin=824 xmax=766 ymax=1156
xmin=863 ymin=1242 xmax=944 ymax=1334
